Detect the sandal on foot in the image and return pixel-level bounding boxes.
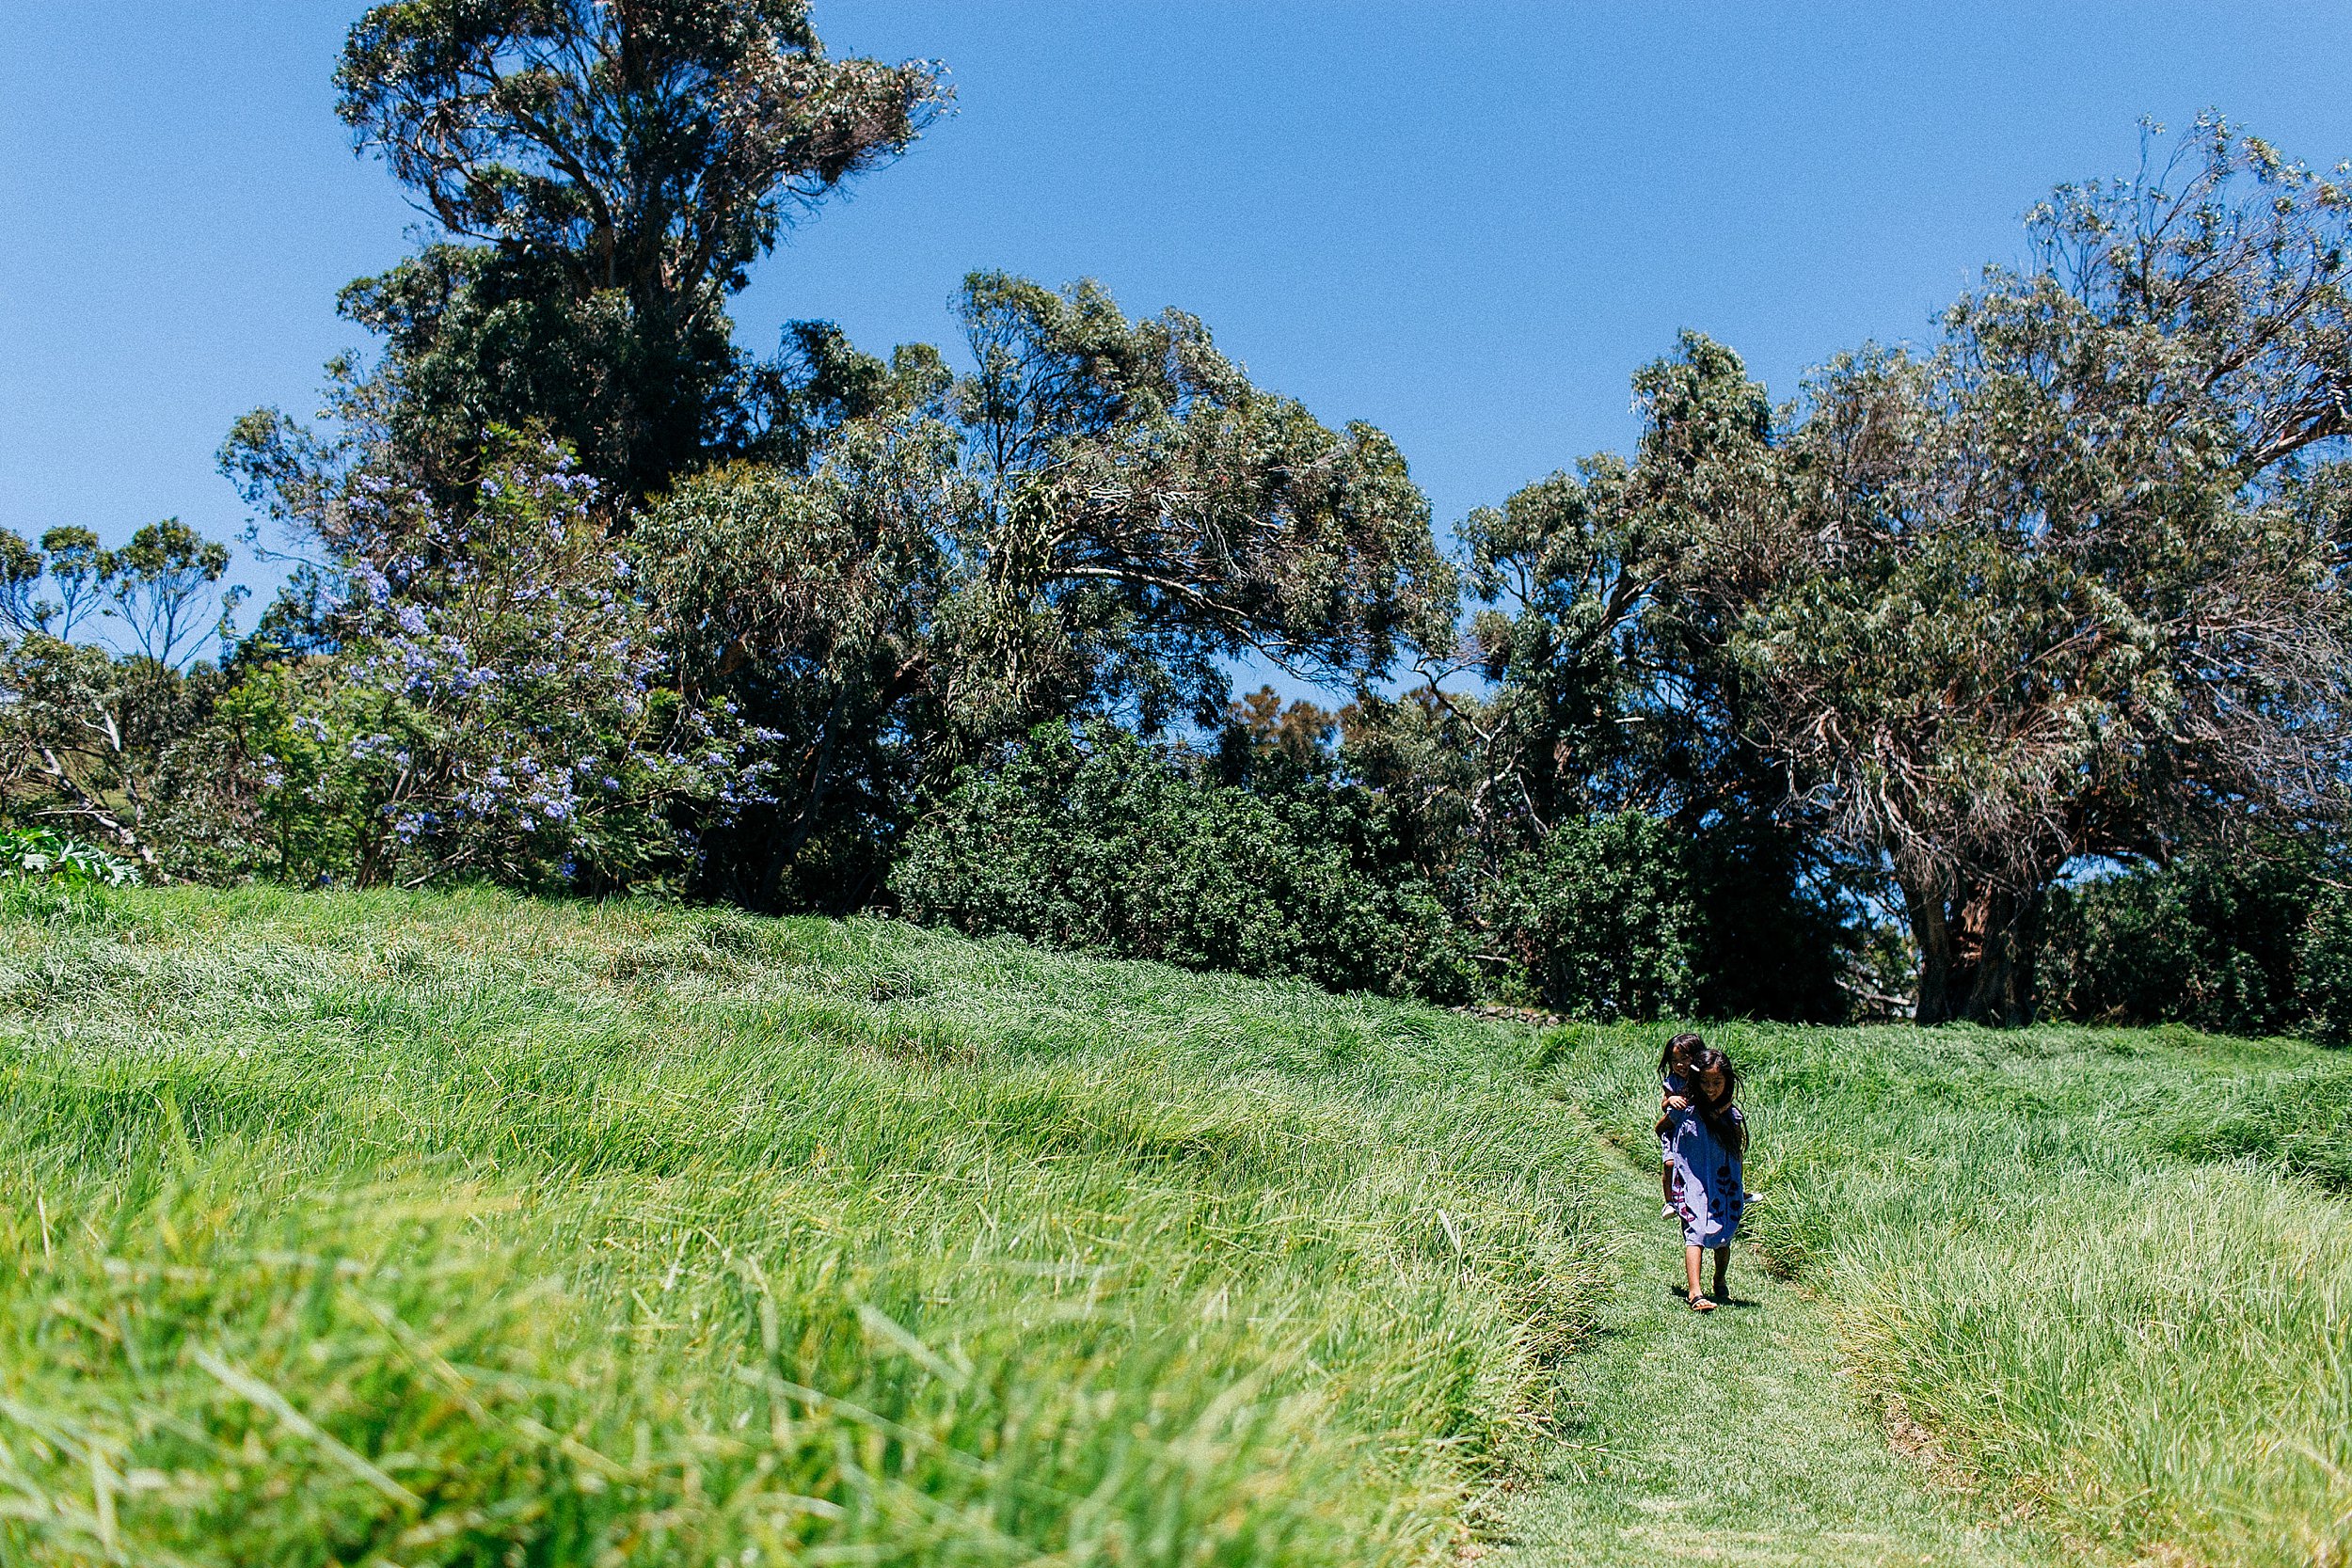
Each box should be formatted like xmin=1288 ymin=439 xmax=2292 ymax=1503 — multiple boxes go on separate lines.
xmin=1687 ymin=1293 xmax=1715 ymax=1312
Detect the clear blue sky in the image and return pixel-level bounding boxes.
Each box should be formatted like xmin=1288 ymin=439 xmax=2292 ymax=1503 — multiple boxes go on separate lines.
xmin=8 ymin=1 xmax=2352 ymax=662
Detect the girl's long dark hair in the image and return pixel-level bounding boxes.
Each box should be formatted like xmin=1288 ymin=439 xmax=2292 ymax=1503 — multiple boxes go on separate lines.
xmin=1687 ymin=1046 xmax=1745 ymax=1156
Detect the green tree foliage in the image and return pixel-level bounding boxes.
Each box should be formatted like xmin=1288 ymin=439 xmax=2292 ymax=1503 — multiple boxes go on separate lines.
xmin=1472 ymin=119 xmax=2352 ymax=1025
xmin=893 ymin=723 xmax=1481 ymax=1002
xmin=1219 ymin=684 xmax=1342 ymax=770
xmin=0 ymin=636 xmax=213 ymax=876
xmin=2040 ymin=842 xmax=2325 ymax=1035
xmin=630 ymin=397 xmax=954 ymax=910
xmin=0 ymin=523 xmax=244 ymax=669
xmin=39 ymin=528 xmax=108 ymax=641
xmin=101 ymin=519 xmax=247 ymax=668
xmin=1738 ymin=120 xmax=2352 ymax=1023
xmin=891 ymin=691 xmax=1824 ymax=1022
xmin=939 ymin=273 xmax=1456 ymax=736
xmin=1480 ymin=813 xmax=1697 ymax=1020
xmin=0 ymin=516 xmax=248 ymax=874
xmin=1446 ymin=342 xmax=1858 ymax=1021
xmin=322 ymin=0 xmax=947 ymax=500
xmin=183 ymin=438 xmax=745 ymax=891
xmin=636 ymin=275 xmax=1456 ymax=910
xmin=2297 ymin=885 xmax=2352 ymax=1045
xmin=0 ymin=531 xmax=45 ymax=638
xmin=0 ymin=826 xmax=141 ymax=887
xmin=147 ymin=23 xmax=2352 ymax=1039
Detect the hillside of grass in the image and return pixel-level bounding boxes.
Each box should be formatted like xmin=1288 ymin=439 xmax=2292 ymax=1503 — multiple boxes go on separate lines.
xmin=1537 ymin=1021 xmax=2352 ymax=1568
xmin=0 ymin=886 xmax=1610 ymax=1566
xmin=3 ymin=887 xmax=2348 ymax=1567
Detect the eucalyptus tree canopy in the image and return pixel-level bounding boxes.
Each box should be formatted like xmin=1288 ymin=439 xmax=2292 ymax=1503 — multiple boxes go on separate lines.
xmin=940 ymin=273 xmax=1456 ymax=739
xmin=1465 ymin=120 xmax=2352 ymax=1024
xmin=102 ymin=520 xmax=246 ymax=670
xmin=327 ymin=0 xmax=948 ymax=499
xmin=0 ymin=531 xmax=43 ymax=639
xmin=40 ymin=530 xmax=109 ymax=642
xmin=1755 ymin=120 xmax=2352 ymax=1023
xmin=1454 ymin=341 xmax=1851 ymax=1022
xmin=1455 ymin=333 xmax=1791 ymax=843
xmin=633 ymin=274 xmax=1457 ymax=909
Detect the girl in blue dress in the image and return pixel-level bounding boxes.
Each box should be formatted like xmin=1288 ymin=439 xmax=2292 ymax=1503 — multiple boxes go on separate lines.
xmin=1657 ymin=1042 xmax=1747 ymax=1311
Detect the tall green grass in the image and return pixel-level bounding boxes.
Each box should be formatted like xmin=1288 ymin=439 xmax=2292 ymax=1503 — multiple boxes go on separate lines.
xmin=0 ymin=887 xmax=1608 ymax=1566
xmin=14 ymin=888 xmax=2345 ymax=1567
xmin=1539 ymin=1021 xmax=2352 ymax=1568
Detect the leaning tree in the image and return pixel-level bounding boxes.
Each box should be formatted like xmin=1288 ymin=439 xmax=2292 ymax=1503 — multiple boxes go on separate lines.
xmin=1736 ymin=119 xmax=2352 ymax=1022
xmin=1467 ymin=119 xmax=2352 ymax=1024
xmin=631 ymin=274 xmax=1459 ymax=910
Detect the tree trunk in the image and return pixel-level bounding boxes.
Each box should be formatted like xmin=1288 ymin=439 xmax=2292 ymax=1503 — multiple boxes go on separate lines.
xmin=1903 ymin=878 xmax=2044 ymax=1026
xmin=756 ymin=701 xmax=843 ymax=911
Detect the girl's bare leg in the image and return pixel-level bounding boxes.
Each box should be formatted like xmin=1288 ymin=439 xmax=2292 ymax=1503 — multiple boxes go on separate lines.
xmin=1684 ymin=1244 xmax=1714 ymax=1309
xmin=1711 ymin=1244 xmax=1730 ymax=1301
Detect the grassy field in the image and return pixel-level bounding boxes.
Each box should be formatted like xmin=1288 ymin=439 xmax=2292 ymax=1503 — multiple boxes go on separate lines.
xmin=1538 ymin=1021 xmax=2352 ymax=1568
xmin=0 ymin=887 xmax=2347 ymax=1566
xmin=0 ymin=886 xmax=1608 ymax=1566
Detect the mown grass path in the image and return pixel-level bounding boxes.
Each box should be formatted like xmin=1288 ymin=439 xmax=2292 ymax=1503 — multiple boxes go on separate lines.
xmin=1496 ymin=1146 xmax=2054 ymax=1568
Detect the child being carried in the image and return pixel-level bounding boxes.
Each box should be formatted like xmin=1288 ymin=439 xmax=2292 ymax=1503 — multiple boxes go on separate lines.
xmin=1655 ymin=1032 xmax=1749 ymax=1312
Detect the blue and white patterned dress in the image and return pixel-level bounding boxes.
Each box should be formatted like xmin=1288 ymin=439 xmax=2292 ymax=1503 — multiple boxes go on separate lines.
xmin=1661 ymin=1104 xmax=1747 ymax=1248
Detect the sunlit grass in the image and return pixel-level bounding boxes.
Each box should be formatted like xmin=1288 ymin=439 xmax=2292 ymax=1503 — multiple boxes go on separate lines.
xmin=11 ymin=887 xmax=2346 ymax=1567
xmin=0 ymin=886 xmax=1609 ymax=1566
xmin=1539 ymin=1020 xmax=2352 ymax=1568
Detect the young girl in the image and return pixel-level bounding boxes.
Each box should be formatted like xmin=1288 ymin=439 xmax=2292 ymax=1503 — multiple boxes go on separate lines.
xmin=1657 ymin=1042 xmax=1747 ymax=1311
xmin=1657 ymin=1031 xmax=1705 ymax=1113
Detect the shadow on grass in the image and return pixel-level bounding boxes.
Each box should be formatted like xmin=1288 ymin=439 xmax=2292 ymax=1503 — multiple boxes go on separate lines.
xmin=1656 ymin=1285 xmax=1761 ymax=1309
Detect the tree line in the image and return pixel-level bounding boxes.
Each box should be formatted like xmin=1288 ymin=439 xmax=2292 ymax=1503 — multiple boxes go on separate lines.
xmin=10 ymin=0 xmax=2352 ymax=1032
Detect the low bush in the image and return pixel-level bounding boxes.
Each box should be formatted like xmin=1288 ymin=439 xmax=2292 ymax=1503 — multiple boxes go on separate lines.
xmin=1480 ymin=813 xmax=1695 ymax=1020
xmin=896 ymin=726 xmax=1821 ymax=1022
xmin=0 ymin=827 xmax=140 ymax=887
xmin=2040 ymin=844 xmax=2319 ymax=1035
xmin=2297 ymin=883 xmax=2352 ymax=1046
xmin=894 ymin=724 xmax=1483 ymax=1002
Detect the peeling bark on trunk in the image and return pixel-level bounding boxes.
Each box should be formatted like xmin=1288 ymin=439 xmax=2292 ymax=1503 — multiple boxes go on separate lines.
xmin=1904 ymin=879 xmax=2044 ymax=1026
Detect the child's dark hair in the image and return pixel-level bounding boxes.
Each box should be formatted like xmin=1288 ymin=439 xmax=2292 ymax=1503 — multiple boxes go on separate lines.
xmin=1687 ymin=1045 xmax=1745 ymax=1156
xmin=1658 ymin=1032 xmax=1707 ymax=1084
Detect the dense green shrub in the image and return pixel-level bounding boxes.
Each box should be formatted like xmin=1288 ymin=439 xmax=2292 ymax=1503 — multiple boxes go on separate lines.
xmin=1683 ymin=820 xmax=1851 ymax=1022
xmin=2298 ymin=883 xmax=2352 ymax=1046
xmin=896 ymin=725 xmax=1838 ymax=1022
xmin=2039 ymin=844 xmax=2321 ymax=1035
xmin=893 ymin=724 xmax=1481 ymax=1001
xmin=1480 ymin=812 xmax=1696 ymax=1019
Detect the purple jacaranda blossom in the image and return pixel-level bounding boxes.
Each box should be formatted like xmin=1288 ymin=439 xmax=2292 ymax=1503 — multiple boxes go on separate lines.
xmin=259 ymin=436 xmax=773 ymax=891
